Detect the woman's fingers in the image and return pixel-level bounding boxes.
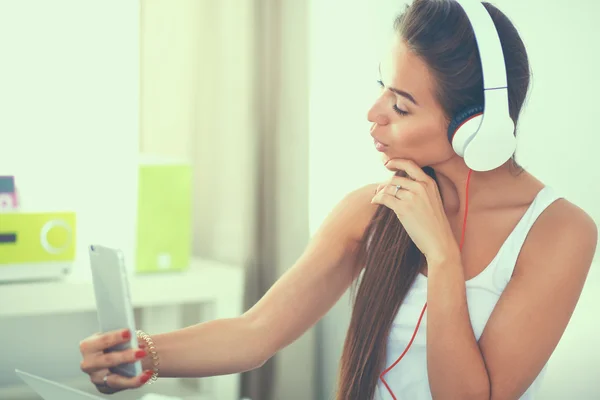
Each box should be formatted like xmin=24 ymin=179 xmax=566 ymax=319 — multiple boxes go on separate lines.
xmin=79 ymin=329 xmax=132 ymax=355
xmin=90 ymin=369 xmax=154 ymax=394
xmin=81 ymin=347 xmax=147 ymax=373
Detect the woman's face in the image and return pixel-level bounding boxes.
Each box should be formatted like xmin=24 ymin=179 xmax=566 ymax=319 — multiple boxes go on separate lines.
xmin=368 ymin=36 xmax=456 ymax=167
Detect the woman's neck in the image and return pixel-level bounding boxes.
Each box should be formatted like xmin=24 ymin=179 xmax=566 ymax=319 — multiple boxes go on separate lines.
xmin=431 ymin=157 xmax=526 ymax=215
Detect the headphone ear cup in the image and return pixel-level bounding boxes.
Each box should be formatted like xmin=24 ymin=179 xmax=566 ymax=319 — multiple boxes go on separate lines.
xmin=448 ymin=105 xmax=484 ymax=157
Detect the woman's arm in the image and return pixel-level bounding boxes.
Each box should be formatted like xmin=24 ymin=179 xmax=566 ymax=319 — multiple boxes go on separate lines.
xmin=141 ymin=184 xmax=378 ymax=378
xmin=140 ymin=317 xmax=263 ymax=377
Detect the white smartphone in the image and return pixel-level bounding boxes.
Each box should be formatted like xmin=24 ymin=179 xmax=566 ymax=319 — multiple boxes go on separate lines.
xmin=88 ymin=244 xmax=142 ymax=377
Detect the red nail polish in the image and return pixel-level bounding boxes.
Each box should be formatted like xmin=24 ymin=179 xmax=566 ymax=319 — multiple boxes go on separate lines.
xmin=135 ymin=350 xmax=147 ymax=359
xmin=122 ymin=330 xmax=131 ymax=340
xmin=140 ymin=371 xmax=153 ymax=384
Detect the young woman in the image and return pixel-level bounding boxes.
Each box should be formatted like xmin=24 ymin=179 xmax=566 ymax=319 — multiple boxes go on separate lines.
xmin=78 ymin=1 xmax=597 ymax=399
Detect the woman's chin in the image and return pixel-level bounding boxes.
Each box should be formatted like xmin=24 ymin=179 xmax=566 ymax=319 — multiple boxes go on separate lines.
xmin=381 ymin=152 xmax=395 ymax=165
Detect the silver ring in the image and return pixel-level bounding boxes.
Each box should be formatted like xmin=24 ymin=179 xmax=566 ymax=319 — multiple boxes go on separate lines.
xmin=394 ymin=185 xmax=402 ymax=197
xmin=98 ymin=372 xmax=110 ymax=388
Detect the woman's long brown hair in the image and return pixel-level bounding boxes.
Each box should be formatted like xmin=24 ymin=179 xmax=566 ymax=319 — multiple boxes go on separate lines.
xmin=335 ymin=1 xmax=531 ymax=398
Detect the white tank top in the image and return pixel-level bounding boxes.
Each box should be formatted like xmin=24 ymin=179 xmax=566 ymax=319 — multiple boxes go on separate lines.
xmin=375 ymin=186 xmax=562 ymax=400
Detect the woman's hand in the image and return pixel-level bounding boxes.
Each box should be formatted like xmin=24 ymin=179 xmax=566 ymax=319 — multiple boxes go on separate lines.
xmin=79 ymin=329 xmax=153 ymax=394
xmin=371 ymin=159 xmax=460 ymax=265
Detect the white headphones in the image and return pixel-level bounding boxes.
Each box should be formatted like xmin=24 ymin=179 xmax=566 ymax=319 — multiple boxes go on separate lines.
xmin=448 ymin=0 xmax=516 ymax=172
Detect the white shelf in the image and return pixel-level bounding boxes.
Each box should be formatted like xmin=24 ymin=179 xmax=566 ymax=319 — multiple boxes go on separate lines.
xmin=0 ymin=374 xmax=211 ymax=400
xmin=0 ymin=258 xmax=245 ymax=318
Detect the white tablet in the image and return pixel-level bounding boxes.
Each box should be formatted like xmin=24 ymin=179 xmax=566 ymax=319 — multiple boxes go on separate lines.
xmin=15 ymin=369 xmax=103 ymax=400
xmin=88 ymin=244 xmax=142 ymax=377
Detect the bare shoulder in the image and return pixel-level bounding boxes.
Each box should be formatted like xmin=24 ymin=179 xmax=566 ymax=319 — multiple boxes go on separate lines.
xmin=334 ymin=183 xmax=381 ymax=244
xmin=518 ymin=197 xmax=598 ymax=275
xmin=530 ymin=198 xmax=597 ymax=252
xmin=303 ymin=182 xmax=382 ymax=260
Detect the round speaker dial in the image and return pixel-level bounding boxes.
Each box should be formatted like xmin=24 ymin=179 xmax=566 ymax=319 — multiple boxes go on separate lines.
xmin=40 ymin=219 xmax=72 ymax=254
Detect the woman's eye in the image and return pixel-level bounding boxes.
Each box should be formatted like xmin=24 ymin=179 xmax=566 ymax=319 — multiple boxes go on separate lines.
xmin=393 ymin=105 xmax=408 ymax=116
xmin=378 ymin=80 xmax=408 ymax=116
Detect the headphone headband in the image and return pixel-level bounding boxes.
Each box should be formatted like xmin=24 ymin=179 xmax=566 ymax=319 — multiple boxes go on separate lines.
xmin=454 ymin=0 xmax=508 ymax=90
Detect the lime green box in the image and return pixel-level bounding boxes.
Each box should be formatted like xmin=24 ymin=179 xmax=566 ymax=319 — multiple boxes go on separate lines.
xmin=0 ymin=212 xmax=76 ymax=264
xmin=135 ymin=160 xmax=192 ymax=273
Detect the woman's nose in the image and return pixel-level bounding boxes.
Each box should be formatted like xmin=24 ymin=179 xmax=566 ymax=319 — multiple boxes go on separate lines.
xmin=367 ymin=99 xmax=390 ymax=126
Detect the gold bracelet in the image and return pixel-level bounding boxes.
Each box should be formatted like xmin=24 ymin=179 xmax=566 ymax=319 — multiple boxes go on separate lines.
xmin=136 ymin=330 xmax=160 ymax=384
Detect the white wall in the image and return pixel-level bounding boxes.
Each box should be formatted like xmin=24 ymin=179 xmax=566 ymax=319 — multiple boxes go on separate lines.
xmin=308 ymin=1 xmax=600 ymax=399
xmin=0 ymin=0 xmax=139 ymax=386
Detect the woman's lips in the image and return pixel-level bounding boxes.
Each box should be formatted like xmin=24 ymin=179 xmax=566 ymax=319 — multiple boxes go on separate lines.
xmin=374 ymin=138 xmax=388 ymax=152
xmin=371 ymin=124 xmax=389 ymax=151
